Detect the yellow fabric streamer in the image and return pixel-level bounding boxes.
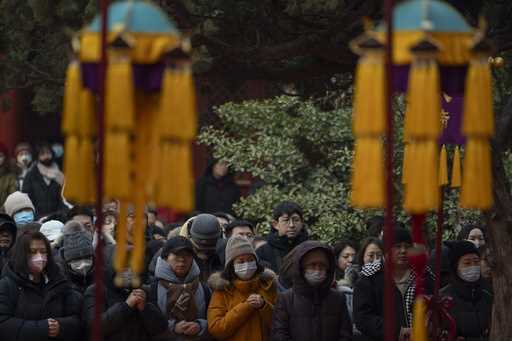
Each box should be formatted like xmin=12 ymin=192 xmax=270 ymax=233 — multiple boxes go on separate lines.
xmin=104 ymin=132 xmax=132 ymax=199
xmin=160 ymin=67 xmax=198 ymax=140
xmin=105 ymin=51 xmax=135 ymax=131
xmin=451 ymin=146 xmax=462 ymax=188
xmin=352 ymin=51 xmax=386 ymax=136
xmin=439 ymin=145 xmax=448 ymax=186
xmin=411 ymin=296 xmax=427 ymax=341
xmin=351 ymin=137 xmax=385 ymax=208
xmin=63 ymin=136 xmax=82 ymax=201
xmin=172 ymin=142 xmax=195 ymax=213
xmin=462 ymin=57 xmax=494 ymax=137
xmin=79 ymin=89 xmax=96 ymax=137
xmin=78 ymin=139 xmax=96 ymax=204
xmin=62 ymin=61 xmax=81 ymax=135
xmin=460 ymin=138 xmax=493 ymax=209
xmin=404 ymin=58 xmax=441 ymax=139
xmin=114 ymin=201 xmax=129 ymax=287
xmin=404 ymin=141 xmax=439 ymax=213
xmin=156 ymin=141 xmax=175 ymax=207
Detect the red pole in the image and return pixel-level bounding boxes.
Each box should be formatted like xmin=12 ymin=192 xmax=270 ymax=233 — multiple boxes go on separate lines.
xmin=92 ymin=1 xmax=108 ymax=341
xmin=383 ymin=0 xmax=395 ymax=340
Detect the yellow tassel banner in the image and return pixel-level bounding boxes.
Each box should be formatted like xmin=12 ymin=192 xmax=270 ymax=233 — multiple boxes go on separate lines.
xmin=439 ymin=145 xmax=448 ymax=186
xmin=352 ymin=52 xmax=386 ymax=135
xmin=411 ymin=297 xmax=427 ymax=341
xmin=62 ymin=61 xmax=81 ymax=135
xmin=460 ymin=138 xmax=492 ymax=209
xmin=156 ymin=141 xmax=175 ymax=207
xmin=79 ymin=89 xmax=96 ymax=137
xmin=404 ymin=141 xmax=439 ymax=213
xmin=451 ymin=146 xmax=462 ymax=188
xmin=78 ymin=139 xmax=96 ymax=204
xmin=351 ymin=137 xmax=385 ymax=208
xmin=114 ymin=201 xmax=128 ymax=287
xmin=172 ymin=142 xmax=195 ymax=212
xmin=404 ymin=59 xmax=441 ymax=139
xmin=105 ymin=53 xmax=135 ymax=131
xmin=104 ymin=132 xmax=132 ymax=199
xmin=462 ymin=57 xmax=494 ymax=137
xmin=63 ymin=136 xmax=82 ymax=201
xmin=160 ymin=67 xmax=198 ymax=140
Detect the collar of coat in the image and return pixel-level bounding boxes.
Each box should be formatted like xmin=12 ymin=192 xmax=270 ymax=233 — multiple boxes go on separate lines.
xmin=208 ymin=268 xmax=276 ymax=293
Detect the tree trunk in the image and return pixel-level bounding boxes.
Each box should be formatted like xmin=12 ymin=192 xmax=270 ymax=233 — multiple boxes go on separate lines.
xmin=489 ymin=96 xmax=512 ymax=339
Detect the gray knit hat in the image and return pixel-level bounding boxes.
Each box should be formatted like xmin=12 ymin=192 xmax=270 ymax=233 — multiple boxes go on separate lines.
xmin=225 ymin=236 xmax=256 ymax=268
xmin=63 ymin=231 xmax=93 ymax=261
xmin=3 ymin=191 xmax=35 ymax=217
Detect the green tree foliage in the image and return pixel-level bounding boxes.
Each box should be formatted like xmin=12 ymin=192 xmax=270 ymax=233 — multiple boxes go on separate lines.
xmin=198 ymin=94 xmax=482 ymax=242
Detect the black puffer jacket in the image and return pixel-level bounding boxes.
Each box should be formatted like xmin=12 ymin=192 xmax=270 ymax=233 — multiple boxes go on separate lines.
xmin=0 ymin=214 xmax=16 ymax=276
xmin=22 ymin=164 xmax=65 ymax=218
xmin=194 ymin=160 xmax=240 ymax=215
xmin=256 ymin=229 xmax=309 ymax=273
xmin=0 ymin=262 xmax=82 ymax=341
xmin=353 ymin=261 xmax=435 ymax=341
xmin=271 ymin=241 xmax=352 ymax=341
xmin=82 ymin=246 xmax=168 ymax=341
xmin=440 ymin=278 xmax=493 ymax=341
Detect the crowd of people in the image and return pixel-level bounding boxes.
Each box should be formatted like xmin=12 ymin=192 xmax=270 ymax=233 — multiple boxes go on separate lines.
xmin=0 ymin=141 xmax=494 ymax=341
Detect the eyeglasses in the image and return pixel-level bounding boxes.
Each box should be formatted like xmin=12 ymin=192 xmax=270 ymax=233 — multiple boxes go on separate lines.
xmin=278 ymin=216 xmax=302 ymax=225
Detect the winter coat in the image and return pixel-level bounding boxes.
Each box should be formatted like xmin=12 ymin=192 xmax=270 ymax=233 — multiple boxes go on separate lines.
xmin=22 ymin=165 xmax=65 ymax=218
xmin=0 ymin=165 xmax=17 ymax=210
xmin=353 ymin=261 xmax=435 ymax=341
xmin=82 ymin=247 xmax=168 ymax=341
xmin=0 ymin=215 xmax=16 ymax=276
xmin=440 ymin=278 xmax=493 ymax=341
xmin=271 ymin=241 xmax=352 ymax=341
xmin=195 ymin=162 xmax=240 ymax=215
xmin=256 ymin=229 xmax=309 ymax=273
xmin=207 ymin=269 xmax=277 ymax=341
xmin=0 ymin=262 xmax=82 ymax=341
xmin=148 ymin=257 xmax=212 ymax=340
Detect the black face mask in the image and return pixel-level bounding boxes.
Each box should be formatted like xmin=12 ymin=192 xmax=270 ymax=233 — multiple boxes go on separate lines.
xmin=40 ymin=158 xmax=53 ymax=167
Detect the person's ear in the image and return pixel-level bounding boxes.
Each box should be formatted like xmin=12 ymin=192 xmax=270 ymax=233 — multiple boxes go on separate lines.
xmin=271 ymin=220 xmax=279 ymax=230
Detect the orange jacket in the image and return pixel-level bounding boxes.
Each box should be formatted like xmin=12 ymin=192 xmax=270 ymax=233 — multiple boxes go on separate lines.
xmin=207 ymin=269 xmax=277 ymax=341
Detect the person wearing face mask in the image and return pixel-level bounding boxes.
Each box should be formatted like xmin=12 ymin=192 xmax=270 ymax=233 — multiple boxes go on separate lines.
xmin=13 ymin=142 xmax=33 ymax=190
xmin=149 ymin=237 xmax=211 ymax=340
xmin=59 ymin=230 xmax=94 ymax=293
xmin=256 ymin=202 xmax=309 ymax=274
xmin=457 ymin=225 xmax=486 ymax=249
xmin=208 ymin=236 xmax=277 ymax=341
xmin=271 ymin=240 xmax=352 ymax=341
xmin=0 ymin=231 xmax=82 ymax=340
xmin=0 ymin=143 xmax=16 ymax=208
xmin=441 ymin=241 xmax=493 ymax=341
xmin=3 ymin=191 xmax=36 ymax=227
xmin=0 ymin=214 xmax=17 ymax=277
xmin=353 ymin=228 xmax=435 ymax=341
xmin=22 ymin=143 xmax=65 ymax=218
xmin=83 ymin=245 xmax=168 ymax=341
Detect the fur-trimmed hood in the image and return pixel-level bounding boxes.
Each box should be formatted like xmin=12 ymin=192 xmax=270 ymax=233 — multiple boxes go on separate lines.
xmin=208 ymin=268 xmax=277 ymax=292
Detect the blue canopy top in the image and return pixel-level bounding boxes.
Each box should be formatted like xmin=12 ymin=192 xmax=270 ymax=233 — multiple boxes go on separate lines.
xmin=88 ymin=0 xmax=178 ymax=34
xmin=379 ymin=0 xmax=472 ymax=33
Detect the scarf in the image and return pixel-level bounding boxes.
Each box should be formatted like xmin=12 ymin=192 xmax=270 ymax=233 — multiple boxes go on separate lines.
xmin=37 ymin=162 xmax=64 ymax=186
xmin=159 ymin=278 xmax=199 ymax=322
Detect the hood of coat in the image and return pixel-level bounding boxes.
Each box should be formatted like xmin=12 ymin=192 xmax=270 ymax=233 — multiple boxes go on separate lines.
xmin=0 ymin=214 xmax=17 ymax=252
xmin=208 ymin=268 xmax=276 ymax=292
xmin=266 ymin=227 xmax=309 ymax=252
xmin=291 ymin=241 xmax=336 ymax=296
xmin=154 ymin=256 xmax=201 ymax=284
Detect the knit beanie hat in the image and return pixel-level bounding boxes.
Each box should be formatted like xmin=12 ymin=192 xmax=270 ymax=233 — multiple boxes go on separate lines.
xmin=225 ymin=236 xmax=256 ymax=268
xmin=3 ymin=191 xmax=35 ymax=217
xmin=14 ymin=143 xmax=31 ymax=157
xmin=40 ymin=220 xmax=64 ymax=242
xmin=445 ymin=240 xmax=480 ymax=272
xmin=63 ymin=231 xmax=94 ymax=261
xmin=161 ymin=236 xmax=194 ymax=259
xmin=189 ymin=214 xmax=221 ymax=252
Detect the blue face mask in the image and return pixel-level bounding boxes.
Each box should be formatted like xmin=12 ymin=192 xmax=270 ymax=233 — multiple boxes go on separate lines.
xmin=14 ymin=211 xmax=34 ymax=226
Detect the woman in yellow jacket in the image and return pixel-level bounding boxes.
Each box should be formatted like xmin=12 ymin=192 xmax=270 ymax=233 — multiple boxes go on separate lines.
xmin=208 ymin=236 xmax=277 ymax=341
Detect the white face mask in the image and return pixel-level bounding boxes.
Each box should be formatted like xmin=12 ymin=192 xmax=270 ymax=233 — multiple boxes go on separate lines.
xmin=69 ymin=259 xmax=93 ymax=276
xmin=458 ymin=266 xmax=481 ymax=282
xmin=304 ymin=269 xmax=327 ymax=286
xmin=234 ymin=261 xmax=257 ymax=280
xmin=17 ymin=153 xmax=32 ymax=167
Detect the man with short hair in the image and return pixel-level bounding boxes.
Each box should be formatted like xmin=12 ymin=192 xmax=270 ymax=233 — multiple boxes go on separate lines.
xmin=68 ymin=205 xmax=95 ymax=233
xmin=256 ymin=201 xmax=309 ymax=273
xmin=224 ymin=219 xmax=255 ymax=241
